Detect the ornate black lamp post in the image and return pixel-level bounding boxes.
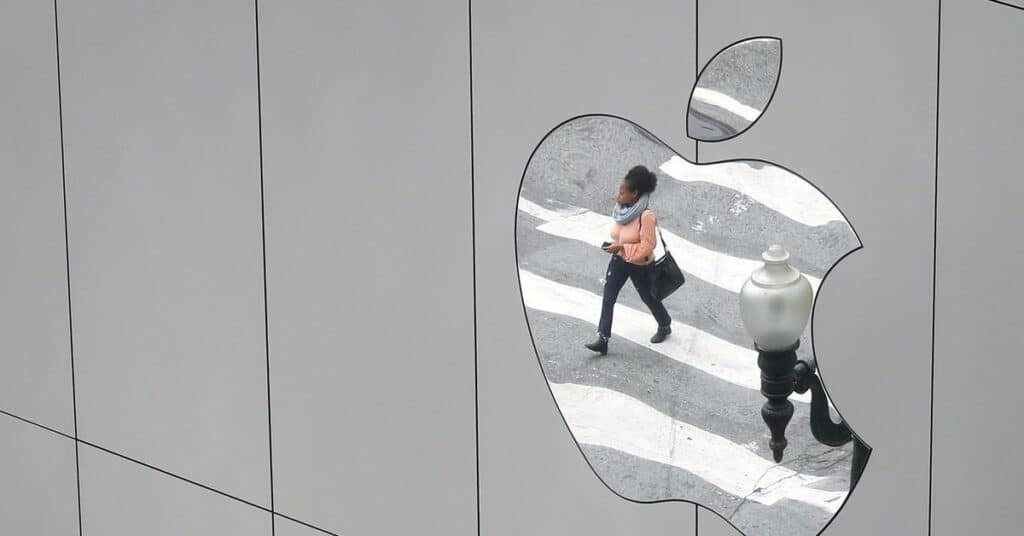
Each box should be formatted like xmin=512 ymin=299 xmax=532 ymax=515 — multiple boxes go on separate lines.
xmin=739 ymin=245 xmax=868 ymax=487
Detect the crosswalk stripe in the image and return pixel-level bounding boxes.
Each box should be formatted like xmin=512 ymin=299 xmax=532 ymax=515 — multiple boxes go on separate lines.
xmin=550 ymin=382 xmax=848 ymax=512
xmin=692 ymin=87 xmax=763 ymax=122
xmin=519 ymin=268 xmax=811 ymax=403
xmin=517 ymin=197 xmax=822 ymax=295
xmin=659 ymin=155 xmax=846 ymax=228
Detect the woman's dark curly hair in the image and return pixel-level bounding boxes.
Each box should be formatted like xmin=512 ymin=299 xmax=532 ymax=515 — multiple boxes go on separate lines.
xmin=623 ymin=165 xmax=658 ymax=195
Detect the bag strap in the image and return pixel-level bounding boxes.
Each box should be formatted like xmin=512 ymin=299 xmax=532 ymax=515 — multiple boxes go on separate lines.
xmin=640 ymin=210 xmax=669 ymax=252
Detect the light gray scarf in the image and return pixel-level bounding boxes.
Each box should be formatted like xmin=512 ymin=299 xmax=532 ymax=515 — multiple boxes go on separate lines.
xmin=612 ymin=192 xmax=650 ymax=224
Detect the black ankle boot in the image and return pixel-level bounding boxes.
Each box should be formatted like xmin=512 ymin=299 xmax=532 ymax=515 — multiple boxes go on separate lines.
xmin=650 ymin=325 xmax=671 ymax=344
xmin=585 ymin=334 xmax=608 ymax=355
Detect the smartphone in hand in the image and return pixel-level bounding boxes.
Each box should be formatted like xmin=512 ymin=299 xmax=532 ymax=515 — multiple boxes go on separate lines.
xmin=601 ymin=241 xmax=612 ymax=249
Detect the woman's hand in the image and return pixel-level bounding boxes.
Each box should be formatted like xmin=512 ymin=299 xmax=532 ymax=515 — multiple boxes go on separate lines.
xmin=602 ymin=242 xmax=623 ymax=254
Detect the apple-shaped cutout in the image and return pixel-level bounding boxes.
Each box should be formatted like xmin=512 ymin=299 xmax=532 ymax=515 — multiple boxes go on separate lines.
xmin=515 ymin=115 xmax=868 ymax=536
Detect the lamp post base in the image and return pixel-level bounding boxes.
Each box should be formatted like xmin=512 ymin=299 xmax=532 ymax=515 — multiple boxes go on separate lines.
xmin=757 ymin=341 xmax=799 ymax=463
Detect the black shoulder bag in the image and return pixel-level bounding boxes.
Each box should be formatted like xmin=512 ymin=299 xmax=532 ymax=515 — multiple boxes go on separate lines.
xmin=641 ymin=214 xmax=686 ymax=300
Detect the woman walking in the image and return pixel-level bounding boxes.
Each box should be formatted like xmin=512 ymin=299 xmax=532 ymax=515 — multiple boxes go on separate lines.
xmin=585 ymin=165 xmax=672 ymax=355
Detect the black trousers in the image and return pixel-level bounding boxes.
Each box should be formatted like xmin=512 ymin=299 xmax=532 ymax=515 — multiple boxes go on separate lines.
xmin=596 ymin=254 xmax=671 ymax=338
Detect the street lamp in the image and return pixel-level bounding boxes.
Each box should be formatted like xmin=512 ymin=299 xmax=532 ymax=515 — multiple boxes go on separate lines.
xmin=739 ymin=244 xmax=869 ymax=488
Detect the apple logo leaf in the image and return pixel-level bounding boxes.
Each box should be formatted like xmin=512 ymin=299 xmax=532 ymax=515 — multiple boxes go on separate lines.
xmin=688 ymin=36 xmax=782 ymax=142
xmin=515 ymin=109 xmax=869 ymax=534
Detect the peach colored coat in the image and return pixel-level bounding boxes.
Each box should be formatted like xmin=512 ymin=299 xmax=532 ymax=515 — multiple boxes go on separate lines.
xmin=609 ymin=208 xmax=657 ymax=265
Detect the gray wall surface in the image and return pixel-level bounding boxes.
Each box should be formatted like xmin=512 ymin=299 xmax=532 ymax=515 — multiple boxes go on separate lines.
xmin=0 ymin=0 xmax=75 ymax=436
xmin=78 ymin=443 xmax=273 ymax=535
xmin=933 ymin=1 xmax=1024 ymax=535
xmin=256 ymin=1 xmax=476 ymax=534
xmin=57 ymin=0 xmax=272 ymax=508
xmin=0 ymin=1 xmax=1020 ymax=535
xmin=0 ymin=415 xmax=79 ymax=535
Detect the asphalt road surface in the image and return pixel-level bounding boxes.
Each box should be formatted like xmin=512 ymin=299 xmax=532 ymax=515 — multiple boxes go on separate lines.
xmin=515 ymin=115 xmax=861 ymax=536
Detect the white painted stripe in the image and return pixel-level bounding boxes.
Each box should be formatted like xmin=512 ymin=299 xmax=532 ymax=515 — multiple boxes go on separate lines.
xmin=552 ymin=382 xmax=848 ymax=512
xmin=520 ymin=269 xmax=810 ymax=403
xmin=518 ymin=197 xmax=821 ymax=294
xmin=659 ymin=155 xmax=846 ymax=227
xmin=518 ymin=198 xmax=567 ymax=222
xmin=691 ymin=87 xmax=763 ymax=122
